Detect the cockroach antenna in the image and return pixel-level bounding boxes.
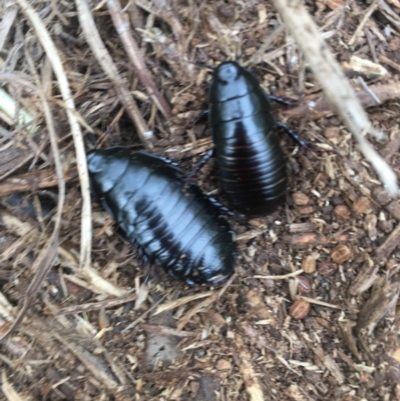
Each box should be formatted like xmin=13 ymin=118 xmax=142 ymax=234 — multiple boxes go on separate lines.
xmin=186 ymin=59 xmax=214 ymax=71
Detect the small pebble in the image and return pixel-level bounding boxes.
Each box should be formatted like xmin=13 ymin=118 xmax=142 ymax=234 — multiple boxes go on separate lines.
xmin=331 ymin=244 xmax=352 ymax=264
xmin=353 ymin=197 xmax=370 ymax=214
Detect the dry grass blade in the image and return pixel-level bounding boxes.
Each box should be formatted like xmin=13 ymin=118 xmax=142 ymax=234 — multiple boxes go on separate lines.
xmin=244 ymin=24 xmax=285 ymax=67
xmin=0 ymin=146 xmax=36 ymax=182
xmin=135 ymin=0 xmax=186 ymax=52
xmin=107 ymin=0 xmax=171 ymax=119
xmin=122 ymin=294 xmax=167 ymax=333
xmin=57 ymin=292 xmax=136 ymax=315
xmin=16 ymin=0 xmax=92 ymax=271
xmin=176 ymin=274 xmax=236 ymax=331
xmin=0 ymin=41 xmax=67 ymax=340
xmin=0 ymin=234 xmax=58 ymax=341
xmin=63 ymin=265 xmax=128 ymax=297
xmin=154 ymin=291 xmax=215 ymax=315
xmin=133 ymin=0 xmax=197 ymax=84
xmin=299 ymin=296 xmax=341 ymax=309
xmin=2 ymin=371 xmax=26 ymax=401
xmin=53 ymin=333 xmax=119 ymax=390
xmin=0 ymin=210 xmax=126 ymax=298
xmin=176 ymin=294 xmax=218 ymax=331
xmin=273 ymin=0 xmax=399 ymax=197
xmin=75 ymin=0 xmax=154 ymax=147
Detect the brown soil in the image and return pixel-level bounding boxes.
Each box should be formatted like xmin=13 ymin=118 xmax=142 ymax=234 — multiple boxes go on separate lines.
xmin=0 ymin=1 xmax=400 ymax=400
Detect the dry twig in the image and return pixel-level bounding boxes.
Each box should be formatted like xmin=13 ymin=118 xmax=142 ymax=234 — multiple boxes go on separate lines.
xmin=356 ymin=278 xmax=400 ymax=336
xmin=282 ymin=233 xmax=349 ymax=246
xmin=107 ymin=0 xmax=171 ymax=119
xmin=0 ymin=210 xmax=127 ymax=297
xmin=282 ymin=83 xmax=400 ymax=120
xmin=299 ymin=296 xmax=341 ymax=310
xmin=273 ymin=0 xmax=399 ymax=197
xmin=53 ymin=332 xmax=119 ymax=390
xmin=235 ymin=335 xmax=264 ymax=401
xmin=348 ymin=0 xmax=379 ymax=46
xmin=155 ymin=291 xmax=214 ymax=315
xmin=75 ymin=0 xmax=154 ymax=147
xmin=57 ymin=292 xmax=136 ymax=315
xmin=0 ymin=33 xmax=68 ymax=340
xmin=0 ymin=167 xmax=77 ymax=197
xmin=176 ymin=274 xmax=236 ymax=330
xmin=348 ymin=260 xmax=379 ymax=295
xmin=16 ymin=0 xmax=92 ymax=271
xmin=376 ymin=222 xmax=400 ymax=260
xmin=379 ymin=54 xmax=400 ymax=74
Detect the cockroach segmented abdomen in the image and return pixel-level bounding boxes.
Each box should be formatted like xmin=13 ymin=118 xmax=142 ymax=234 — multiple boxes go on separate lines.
xmin=87 ymin=147 xmax=236 ymax=285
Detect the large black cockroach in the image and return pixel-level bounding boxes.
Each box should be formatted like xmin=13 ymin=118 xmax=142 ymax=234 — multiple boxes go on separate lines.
xmin=195 ymin=61 xmax=302 ymax=218
xmin=87 ymin=147 xmax=236 ymax=286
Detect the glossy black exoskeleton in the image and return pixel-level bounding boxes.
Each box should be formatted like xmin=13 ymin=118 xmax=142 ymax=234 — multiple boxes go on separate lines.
xmin=207 ymin=61 xmax=293 ymax=217
xmin=87 ymin=147 xmax=236 ymax=285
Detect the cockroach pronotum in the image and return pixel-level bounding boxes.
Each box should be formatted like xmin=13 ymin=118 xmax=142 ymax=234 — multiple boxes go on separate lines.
xmin=87 ymin=147 xmax=236 ymax=285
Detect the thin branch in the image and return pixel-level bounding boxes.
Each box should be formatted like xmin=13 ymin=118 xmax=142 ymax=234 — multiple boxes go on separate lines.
xmin=57 ymin=292 xmax=136 ymax=315
xmin=107 ymin=0 xmax=171 ymax=119
xmin=75 ymin=0 xmax=154 ymax=147
xmin=348 ymin=0 xmax=379 ymax=46
xmin=0 ymin=45 xmax=68 ymax=341
xmin=282 ymin=82 xmax=400 ymax=120
xmin=272 ymin=0 xmax=399 ymax=197
xmin=15 ymin=0 xmax=92 ymax=270
xmin=0 ymin=166 xmax=77 ymax=197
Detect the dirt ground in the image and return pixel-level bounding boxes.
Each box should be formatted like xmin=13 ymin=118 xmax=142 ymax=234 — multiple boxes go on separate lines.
xmin=0 ymin=0 xmax=400 ymax=400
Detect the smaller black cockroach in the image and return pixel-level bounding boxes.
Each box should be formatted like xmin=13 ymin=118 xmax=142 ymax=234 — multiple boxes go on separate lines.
xmin=193 ymin=61 xmax=304 ymax=218
xmin=87 ymin=147 xmax=236 ymax=286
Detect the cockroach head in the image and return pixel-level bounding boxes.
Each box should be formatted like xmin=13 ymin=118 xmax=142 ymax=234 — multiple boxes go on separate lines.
xmin=214 ymin=61 xmax=241 ymax=83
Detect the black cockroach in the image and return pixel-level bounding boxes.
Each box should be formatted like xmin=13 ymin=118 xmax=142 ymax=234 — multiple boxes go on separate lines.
xmin=194 ymin=61 xmax=303 ymax=218
xmin=87 ymin=147 xmax=236 ymax=286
